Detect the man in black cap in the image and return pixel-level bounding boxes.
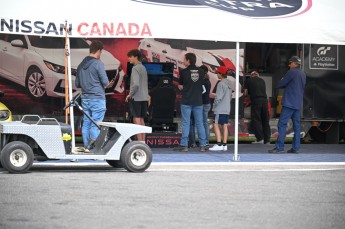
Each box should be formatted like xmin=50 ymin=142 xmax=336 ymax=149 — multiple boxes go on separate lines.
xmin=269 ymin=56 xmax=306 ymax=154
xmin=244 ymin=70 xmax=271 ymax=144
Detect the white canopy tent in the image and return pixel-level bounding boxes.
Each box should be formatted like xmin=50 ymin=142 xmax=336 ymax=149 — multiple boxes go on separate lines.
xmin=2 ymin=0 xmax=345 ymax=159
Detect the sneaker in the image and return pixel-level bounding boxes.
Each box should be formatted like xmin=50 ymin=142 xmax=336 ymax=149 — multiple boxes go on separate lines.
xmin=189 ymin=144 xmax=197 ymax=148
xmin=205 ymin=144 xmax=210 ymax=150
xmin=287 ymin=148 xmax=299 ymax=153
xmin=200 ymin=146 xmax=206 ymax=152
xmin=209 ymin=144 xmax=224 ymax=151
xmin=252 ymin=140 xmax=264 ymax=144
xmin=173 ymin=145 xmax=188 ymax=152
xmin=223 ymin=145 xmax=228 ymax=151
xmin=86 ymin=138 xmax=96 ymax=150
xmin=268 ymin=148 xmax=285 ymax=153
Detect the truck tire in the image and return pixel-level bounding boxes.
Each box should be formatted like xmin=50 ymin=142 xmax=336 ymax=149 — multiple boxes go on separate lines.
xmin=120 ymin=141 xmax=152 ymax=173
xmin=106 ymin=160 xmax=123 ymax=168
xmin=0 ymin=141 xmax=34 ymax=174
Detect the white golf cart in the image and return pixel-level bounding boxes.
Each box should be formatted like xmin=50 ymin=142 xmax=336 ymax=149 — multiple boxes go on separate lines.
xmin=0 ymin=93 xmax=153 ymax=174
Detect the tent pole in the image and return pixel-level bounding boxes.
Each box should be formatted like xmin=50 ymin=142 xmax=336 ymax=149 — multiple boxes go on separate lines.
xmin=64 ymin=21 xmax=76 ymax=149
xmin=233 ymin=42 xmax=240 ymax=161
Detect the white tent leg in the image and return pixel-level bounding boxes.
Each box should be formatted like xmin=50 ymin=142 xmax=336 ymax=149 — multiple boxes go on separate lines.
xmin=232 ymin=42 xmax=240 ymax=161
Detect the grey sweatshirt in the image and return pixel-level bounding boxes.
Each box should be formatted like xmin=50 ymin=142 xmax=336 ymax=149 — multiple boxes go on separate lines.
xmin=75 ymin=56 xmax=109 ymax=99
xmin=212 ymin=78 xmax=232 ymax=114
xmin=129 ymin=62 xmax=149 ymax=101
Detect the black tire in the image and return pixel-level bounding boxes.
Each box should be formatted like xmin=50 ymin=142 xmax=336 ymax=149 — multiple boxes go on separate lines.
xmin=0 ymin=141 xmax=34 ymax=174
xmin=106 ymin=160 xmax=123 ymax=168
xmin=120 ymin=141 xmax=152 ymax=173
xmin=26 ymin=67 xmax=47 ymax=100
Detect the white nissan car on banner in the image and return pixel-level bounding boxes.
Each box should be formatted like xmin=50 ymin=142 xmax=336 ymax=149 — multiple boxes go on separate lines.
xmin=0 ymin=34 xmax=125 ymax=100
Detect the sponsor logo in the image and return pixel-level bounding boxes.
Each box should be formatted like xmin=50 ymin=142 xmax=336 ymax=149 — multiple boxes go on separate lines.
xmin=131 ymin=0 xmax=312 ymax=18
xmin=310 ymin=44 xmax=338 ymax=70
xmin=1 ymin=19 xmax=152 ymax=37
xmin=190 ymin=70 xmax=200 ymax=82
xmin=317 ymin=46 xmax=331 ymax=56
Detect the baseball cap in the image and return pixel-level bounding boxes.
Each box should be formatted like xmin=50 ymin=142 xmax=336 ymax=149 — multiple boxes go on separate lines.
xmin=216 ymin=66 xmax=227 ymax=75
xmin=289 ymin=56 xmax=301 ymax=65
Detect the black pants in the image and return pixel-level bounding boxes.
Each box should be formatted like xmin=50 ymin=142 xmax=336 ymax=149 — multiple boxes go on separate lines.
xmin=251 ymin=98 xmax=271 ymax=143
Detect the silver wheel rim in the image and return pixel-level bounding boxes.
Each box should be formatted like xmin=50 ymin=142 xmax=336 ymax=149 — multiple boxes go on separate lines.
xmin=28 ymin=71 xmax=46 ymax=97
xmin=10 ymin=149 xmax=28 ymax=167
xmin=130 ymin=149 xmax=147 ymax=166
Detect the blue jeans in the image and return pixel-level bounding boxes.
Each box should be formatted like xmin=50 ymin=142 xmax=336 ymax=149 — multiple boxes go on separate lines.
xmin=81 ymin=99 xmax=106 ymax=147
xmin=189 ymin=114 xmax=196 ymax=145
xmin=188 ymin=103 xmax=211 ymax=145
xmin=275 ymin=106 xmax=301 ymax=150
xmin=181 ymin=104 xmax=206 ymax=147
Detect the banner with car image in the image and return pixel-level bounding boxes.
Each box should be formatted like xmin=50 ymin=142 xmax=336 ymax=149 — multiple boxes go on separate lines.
xmin=1 ymin=0 xmax=345 ymax=45
xmin=0 ymin=35 xmax=243 ymax=120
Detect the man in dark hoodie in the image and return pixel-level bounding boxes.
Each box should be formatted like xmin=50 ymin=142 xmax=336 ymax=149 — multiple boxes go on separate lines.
xmin=175 ymin=53 xmax=207 ymax=152
xmin=75 ymin=40 xmax=112 ymax=151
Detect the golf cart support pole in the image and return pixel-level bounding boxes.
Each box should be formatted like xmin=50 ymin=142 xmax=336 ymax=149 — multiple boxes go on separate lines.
xmin=64 ymin=20 xmax=76 ymax=148
xmin=63 ymin=93 xmax=101 ymax=130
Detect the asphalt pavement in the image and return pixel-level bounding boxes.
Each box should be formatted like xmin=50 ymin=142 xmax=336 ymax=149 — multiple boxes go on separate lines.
xmin=0 ymin=144 xmax=344 ymax=229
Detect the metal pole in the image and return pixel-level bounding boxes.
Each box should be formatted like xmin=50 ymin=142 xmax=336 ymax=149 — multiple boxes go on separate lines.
xmin=233 ymin=42 xmax=240 ymax=161
xmin=65 ymin=21 xmax=76 ymax=149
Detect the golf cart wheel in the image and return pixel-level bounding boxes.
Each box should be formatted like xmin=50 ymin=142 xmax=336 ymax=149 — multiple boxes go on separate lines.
xmin=106 ymin=160 xmax=123 ymax=168
xmin=26 ymin=67 xmax=47 ymax=100
xmin=120 ymin=141 xmax=152 ymax=173
xmin=0 ymin=141 xmax=34 ymax=174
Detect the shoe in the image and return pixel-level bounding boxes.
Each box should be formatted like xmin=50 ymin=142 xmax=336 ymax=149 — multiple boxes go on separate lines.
xmin=223 ymin=145 xmax=228 ymax=151
xmin=209 ymin=144 xmax=224 ymax=151
xmin=268 ymin=148 xmax=285 ymax=153
xmin=287 ymin=148 xmax=299 ymax=153
xmin=173 ymin=145 xmax=188 ymax=152
xmin=86 ymin=138 xmax=96 ymax=150
xmin=252 ymin=140 xmax=264 ymax=144
xmin=200 ymin=146 xmax=206 ymax=152
xmin=205 ymin=144 xmax=210 ymax=150
xmin=189 ymin=144 xmax=197 ymax=148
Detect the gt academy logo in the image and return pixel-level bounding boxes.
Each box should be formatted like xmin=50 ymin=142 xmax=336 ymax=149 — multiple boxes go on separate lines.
xmin=317 ymin=46 xmax=331 ymax=56
xmin=131 ymin=0 xmax=312 ymax=18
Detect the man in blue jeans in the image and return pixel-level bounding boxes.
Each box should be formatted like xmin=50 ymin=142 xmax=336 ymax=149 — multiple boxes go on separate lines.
xmin=269 ymin=56 xmax=306 ymax=153
xmin=175 ymin=53 xmax=207 ymax=152
xmin=75 ymin=40 xmax=113 ymax=152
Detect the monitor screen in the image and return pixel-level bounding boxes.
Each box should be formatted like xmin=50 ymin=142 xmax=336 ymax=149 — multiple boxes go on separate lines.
xmin=126 ymin=62 xmax=174 ymax=90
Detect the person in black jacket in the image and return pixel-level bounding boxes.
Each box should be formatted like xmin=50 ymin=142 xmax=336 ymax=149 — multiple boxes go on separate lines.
xmin=189 ymin=65 xmax=211 ymax=149
xmin=175 ymin=53 xmax=207 ymax=152
xmin=244 ymin=70 xmax=271 ymax=144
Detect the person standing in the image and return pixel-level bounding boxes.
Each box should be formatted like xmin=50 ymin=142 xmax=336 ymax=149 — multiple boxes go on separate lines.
xmin=125 ymin=49 xmax=149 ymax=142
xmin=75 ymin=40 xmax=112 ymax=151
xmin=269 ymin=56 xmax=306 ymax=153
xmin=188 ymin=65 xmax=211 ymax=149
xmin=209 ymin=66 xmax=232 ymax=151
xmin=200 ymin=65 xmax=212 ymax=149
xmin=244 ymin=70 xmax=271 ymax=144
xmin=175 ymin=53 xmax=207 ymax=152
